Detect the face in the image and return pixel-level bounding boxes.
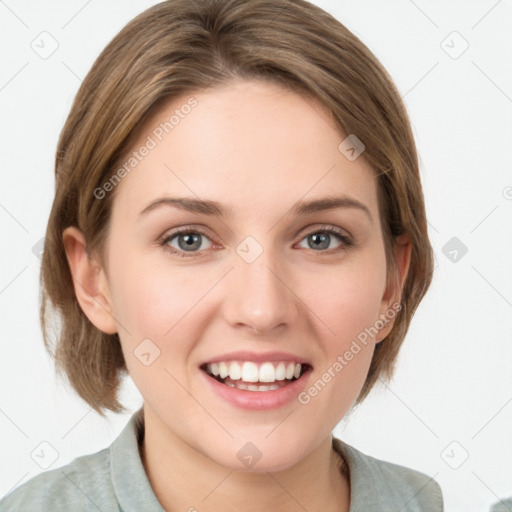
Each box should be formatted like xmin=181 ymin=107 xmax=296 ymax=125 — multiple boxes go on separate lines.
xmin=95 ymin=79 xmax=401 ymax=471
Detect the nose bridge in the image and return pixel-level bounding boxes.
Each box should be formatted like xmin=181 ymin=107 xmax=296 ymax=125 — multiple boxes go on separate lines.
xmin=224 ymin=237 xmax=296 ymax=333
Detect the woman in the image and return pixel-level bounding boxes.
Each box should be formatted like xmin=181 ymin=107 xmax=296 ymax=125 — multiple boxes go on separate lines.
xmin=0 ymin=0 xmax=442 ymax=510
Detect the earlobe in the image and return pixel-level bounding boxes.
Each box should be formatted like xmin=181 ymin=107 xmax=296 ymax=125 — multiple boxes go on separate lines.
xmin=375 ymin=235 xmax=412 ymax=343
xmin=62 ymin=226 xmax=118 ymax=334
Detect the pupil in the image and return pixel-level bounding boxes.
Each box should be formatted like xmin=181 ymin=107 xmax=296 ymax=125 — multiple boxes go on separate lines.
xmin=310 ymin=233 xmax=329 ymax=250
xmin=179 ymin=233 xmax=201 ymax=251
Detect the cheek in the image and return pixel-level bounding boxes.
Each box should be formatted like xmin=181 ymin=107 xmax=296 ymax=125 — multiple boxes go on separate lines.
xmin=109 ymin=261 xmax=205 ymax=401
xmin=106 ymin=262 xmax=200 ymax=394
xmin=294 ymin=255 xmax=387 ymax=413
xmin=109 ymin=258 xmax=205 ymax=337
xmin=301 ymin=255 xmax=387 ymax=342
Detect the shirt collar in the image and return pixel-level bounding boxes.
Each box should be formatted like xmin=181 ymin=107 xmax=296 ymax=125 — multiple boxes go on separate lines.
xmin=110 ymin=407 xmax=165 ymax=512
xmin=333 ymin=437 xmax=381 ymax=511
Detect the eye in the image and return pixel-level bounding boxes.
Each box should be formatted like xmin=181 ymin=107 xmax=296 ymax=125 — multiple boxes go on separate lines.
xmin=160 ymin=227 xmax=214 ymax=257
xmin=296 ymin=226 xmax=353 ymax=252
xmin=159 ymin=225 xmax=353 ymax=258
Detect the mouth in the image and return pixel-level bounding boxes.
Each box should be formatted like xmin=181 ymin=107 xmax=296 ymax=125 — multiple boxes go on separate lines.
xmin=200 ymin=360 xmax=313 ymax=392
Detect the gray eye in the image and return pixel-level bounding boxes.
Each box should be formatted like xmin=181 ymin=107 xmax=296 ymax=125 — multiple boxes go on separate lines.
xmin=168 ymin=232 xmax=212 ymax=252
xmin=298 ymin=231 xmax=344 ymax=251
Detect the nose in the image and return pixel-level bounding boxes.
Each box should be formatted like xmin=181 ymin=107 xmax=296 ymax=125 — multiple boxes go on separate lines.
xmin=222 ymin=247 xmax=298 ymax=335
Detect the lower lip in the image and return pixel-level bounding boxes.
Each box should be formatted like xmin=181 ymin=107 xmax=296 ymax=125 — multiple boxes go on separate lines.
xmin=200 ymin=368 xmax=312 ymax=411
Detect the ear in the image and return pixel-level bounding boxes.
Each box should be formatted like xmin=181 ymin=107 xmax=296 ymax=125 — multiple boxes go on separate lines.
xmin=62 ymin=226 xmax=118 ymax=334
xmin=375 ymin=235 xmax=412 ymax=343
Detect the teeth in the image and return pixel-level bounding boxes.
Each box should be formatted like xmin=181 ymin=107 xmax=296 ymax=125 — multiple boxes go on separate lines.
xmin=205 ymin=360 xmax=305 ymax=383
xmin=241 ymin=362 xmax=259 ymax=382
xmin=222 ymin=379 xmax=288 ymax=392
xmin=275 ymin=362 xmax=286 ymax=380
xmin=218 ymin=362 xmax=229 ymax=379
xmin=228 ymin=362 xmax=242 ymax=380
xmin=259 ymin=362 xmax=276 ymax=382
xmin=285 ymin=362 xmax=295 ymax=380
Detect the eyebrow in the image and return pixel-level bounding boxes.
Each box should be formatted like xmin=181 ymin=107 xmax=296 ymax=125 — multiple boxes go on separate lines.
xmin=139 ymin=195 xmax=372 ymax=222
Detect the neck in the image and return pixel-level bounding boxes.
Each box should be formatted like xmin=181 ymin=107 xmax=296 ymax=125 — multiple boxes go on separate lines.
xmin=139 ymin=407 xmax=350 ymax=512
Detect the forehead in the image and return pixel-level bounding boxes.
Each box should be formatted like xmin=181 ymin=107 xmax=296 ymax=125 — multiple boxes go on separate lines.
xmin=110 ymin=79 xmax=379 ymax=224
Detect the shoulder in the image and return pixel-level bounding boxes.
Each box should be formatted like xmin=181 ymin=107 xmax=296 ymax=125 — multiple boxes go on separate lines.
xmin=333 ymin=437 xmax=444 ymax=511
xmin=0 ymin=447 xmax=119 ymax=512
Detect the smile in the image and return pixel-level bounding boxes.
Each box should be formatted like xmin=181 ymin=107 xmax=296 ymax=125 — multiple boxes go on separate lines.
xmin=201 ymin=360 xmax=311 ymax=392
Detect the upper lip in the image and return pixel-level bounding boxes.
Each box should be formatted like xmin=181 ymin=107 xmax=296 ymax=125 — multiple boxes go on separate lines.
xmin=199 ymin=350 xmax=312 ymax=366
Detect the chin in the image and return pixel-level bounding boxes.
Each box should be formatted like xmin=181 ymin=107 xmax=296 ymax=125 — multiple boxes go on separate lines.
xmin=203 ymin=434 xmax=313 ymax=473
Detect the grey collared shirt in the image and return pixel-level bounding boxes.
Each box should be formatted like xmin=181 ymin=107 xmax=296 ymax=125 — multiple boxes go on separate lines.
xmin=0 ymin=407 xmax=443 ymax=511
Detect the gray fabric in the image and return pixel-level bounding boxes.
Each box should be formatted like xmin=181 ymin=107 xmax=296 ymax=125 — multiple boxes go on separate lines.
xmin=334 ymin=438 xmax=443 ymax=511
xmin=0 ymin=407 xmax=443 ymax=511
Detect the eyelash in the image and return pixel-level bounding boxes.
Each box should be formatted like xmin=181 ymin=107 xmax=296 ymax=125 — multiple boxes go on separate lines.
xmin=158 ymin=225 xmax=354 ymax=258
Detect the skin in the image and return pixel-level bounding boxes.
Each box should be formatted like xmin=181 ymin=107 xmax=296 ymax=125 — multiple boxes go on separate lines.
xmin=64 ymin=79 xmax=411 ymax=512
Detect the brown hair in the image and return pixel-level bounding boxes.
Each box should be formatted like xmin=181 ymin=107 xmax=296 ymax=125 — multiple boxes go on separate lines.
xmin=41 ymin=0 xmax=434 ymax=417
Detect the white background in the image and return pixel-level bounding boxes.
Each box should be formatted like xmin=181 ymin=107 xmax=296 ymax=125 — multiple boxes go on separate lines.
xmin=1 ymin=1 xmax=511 ymax=510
